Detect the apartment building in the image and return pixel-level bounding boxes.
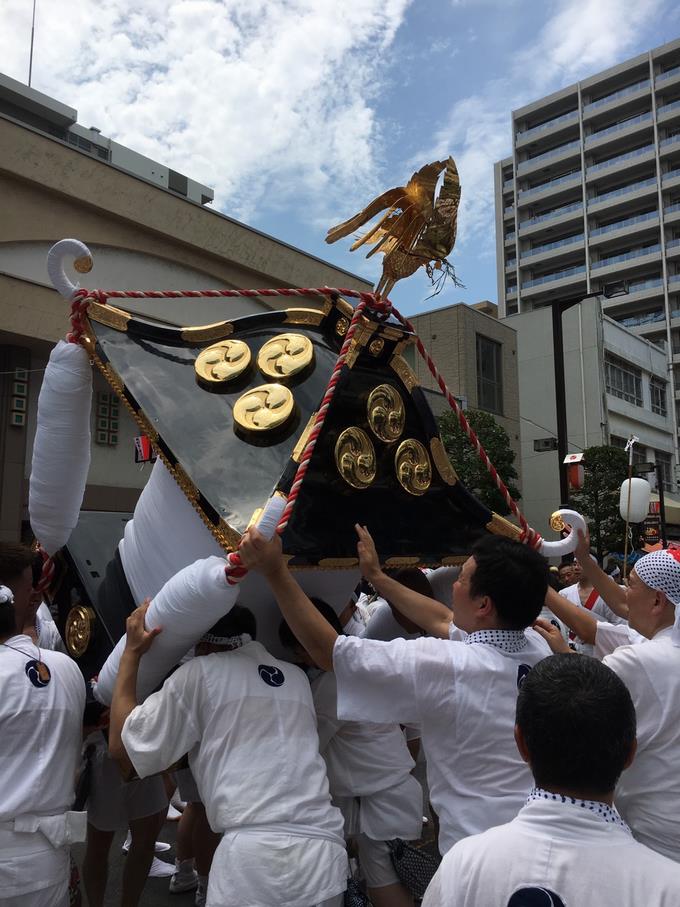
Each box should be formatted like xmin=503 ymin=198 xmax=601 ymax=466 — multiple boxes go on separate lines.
xmin=494 ymin=38 xmax=680 ymax=452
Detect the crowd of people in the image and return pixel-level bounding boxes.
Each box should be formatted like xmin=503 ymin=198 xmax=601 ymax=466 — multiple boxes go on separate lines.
xmin=1 ymin=521 xmax=680 ymax=906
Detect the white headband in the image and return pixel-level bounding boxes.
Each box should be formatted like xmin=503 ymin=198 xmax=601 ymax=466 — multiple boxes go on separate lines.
xmin=634 ymin=550 xmax=680 ymax=646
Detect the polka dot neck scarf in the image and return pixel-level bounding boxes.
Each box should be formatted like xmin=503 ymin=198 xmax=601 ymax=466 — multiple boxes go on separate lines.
xmin=527 ymin=788 xmax=630 ymax=831
xmin=465 ymin=629 xmax=527 ymax=653
xmin=634 ymin=550 xmax=680 ymax=647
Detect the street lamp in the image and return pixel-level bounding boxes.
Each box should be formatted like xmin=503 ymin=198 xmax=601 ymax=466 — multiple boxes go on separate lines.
xmin=552 ymin=281 xmax=629 ymax=506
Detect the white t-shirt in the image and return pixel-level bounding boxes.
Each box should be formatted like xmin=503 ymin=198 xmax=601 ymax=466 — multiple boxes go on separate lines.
xmin=312 ymin=671 xmax=422 ymax=840
xmin=594 ymin=621 xmax=646 ymax=660
xmin=36 ymin=603 xmax=67 ymax=654
xmin=421 ymin=796 xmax=680 ymax=906
xmin=122 ymin=641 xmax=346 ymax=905
xmin=0 ymin=636 xmax=85 ymax=898
xmin=560 ymin=582 xmax=625 ymax=654
xmin=604 ymin=627 xmax=680 ymax=862
xmin=333 ymin=630 xmax=551 ymax=853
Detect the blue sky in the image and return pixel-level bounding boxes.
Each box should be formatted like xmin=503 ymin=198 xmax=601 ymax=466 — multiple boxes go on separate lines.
xmin=2 ymin=0 xmax=680 ymax=315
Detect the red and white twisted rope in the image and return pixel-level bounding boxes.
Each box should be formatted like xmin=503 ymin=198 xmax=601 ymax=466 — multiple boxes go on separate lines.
xmin=67 ymin=289 xmax=91 ymax=344
xmin=90 ymin=287 xmax=373 ymax=303
xmin=389 ymin=307 xmax=541 ymax=549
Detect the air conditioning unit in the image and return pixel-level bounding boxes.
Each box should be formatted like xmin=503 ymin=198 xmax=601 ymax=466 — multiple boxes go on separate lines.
xmin=533 ymin=437 xmax=558 ymax=452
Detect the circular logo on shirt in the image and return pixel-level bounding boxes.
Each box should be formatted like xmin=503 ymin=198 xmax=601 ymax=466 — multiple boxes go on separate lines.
xmin=507 ymin=888 xmax=566 ymax=907
xmin=25 ymin=659 xmax=51 ymax=688
xmin=517 ymin=664 xmax=532 ymax=690
xmin=258 ymin=664 xmax=285 ymax=687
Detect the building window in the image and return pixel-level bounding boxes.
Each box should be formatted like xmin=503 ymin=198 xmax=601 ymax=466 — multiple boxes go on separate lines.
xmin=476 ymin=335 xmax=503 ymax=414
xmin=605 ymin=356 xmax=642 ymax=406
xmin=655 ymin=450 xmax=673 ymax=492
xmin=650 ymin=377 xmax=668 ymax=416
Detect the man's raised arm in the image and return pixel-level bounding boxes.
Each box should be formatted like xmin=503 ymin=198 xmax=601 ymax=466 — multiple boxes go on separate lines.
xmin=356 ymin=524 xmax=453 ymax=639
xmin=574 ymin=530 xmax=628 ymax=618
xmin=239 ymin=529 xmax=338 ymax=670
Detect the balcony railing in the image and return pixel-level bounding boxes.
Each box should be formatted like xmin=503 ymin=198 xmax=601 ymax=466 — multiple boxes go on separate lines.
xmin=660 ymin=133 xmax=680 ymax=148
xmin=590 ymin=209 xmax=658 ymax=236
xmin=506 ymin=258 xmax=517 ymax=268
xmin=592 ymin=244 xmax=660 ymax=270
xmin=658 ymin=99 xmax=680 ymax=116
xmin=665 ymin=203 xmax=680 ymax=215
xmin=518 ymin=170 xmax=581 ymax=197
xmin=506 ymin=285 xmax=518 ymax=295
xmin=667 ymin=238 xmax=680 ymax=250
xmin=627 ymin=276 xmax=663 ymax=293
xmin=519 ymin=201 xmax=583 ymax=227
xmin=504 ymin=205 xmax=514 ymax=215
xmin=518 ymin=140 xmax=581 ymax=170
xmin=517 ymin=109 xmax=579 ymax=141
xmin=619 ymin=309 xmax=665 ymax=327
xmin=590 ymin=176 xmax=657 ymax=205
xmin=587 ymin=143 xmax=655 ymax=174
xmin=587 ymin=111 xmax=652 ymax=142
xmin=657 ymin=65 xmax=680 ymax=83
xmin=663 ymin=168 xmax=680 ymax=182
xmin=584 ymin=79 xmax=650 ymax=111
xmin=505 ymin=232 xmax=516 ymax=242
xmin=668 ymin=274 xmax=680 ymax=285
xmin=521 ymin=264 xmax=586 ymax=289
xmin=521 ymin=234 xmax=584 ymax=259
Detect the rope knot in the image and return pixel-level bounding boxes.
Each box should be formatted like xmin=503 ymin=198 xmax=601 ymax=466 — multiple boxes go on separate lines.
xmin=66 ymin=289 xmax=92 ymax=344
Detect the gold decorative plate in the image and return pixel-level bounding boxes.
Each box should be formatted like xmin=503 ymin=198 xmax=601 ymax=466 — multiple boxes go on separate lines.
xmin=257 ymin=333 xmax=314 ymax=379
xmin=335 ymin=427 xmax=377 ymax=489
xmin=195 ymin=339 xmax=251 ymax=384
xmin=65 ymin=605 xmax=96 ymax=658
xmin=233 ymin=384 xmax=295 ymax=432
xmin=395 ymin=438 xmax=432 ymax=495
xmin=367 ymin=384 xmax=405 ymax=443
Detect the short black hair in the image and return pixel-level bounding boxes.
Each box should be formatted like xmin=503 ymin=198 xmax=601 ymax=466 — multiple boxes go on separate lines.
xmin=0 ymin=600 xmax=16 ymax=638
xmin=0 ymin=542 xmax=35 ymax=587
xmin=207 ymin=605 xmax=257 ymax=641
xmin=469 ymin=535 xmax=549 ymax=630
xmin=279 ymin=597 xmax=343 ymax=650
xmin=516 ymin=654 xmax=636 ymax=796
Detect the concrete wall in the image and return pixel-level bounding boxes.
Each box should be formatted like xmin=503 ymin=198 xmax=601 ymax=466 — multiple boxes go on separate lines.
xmin=509 ymin=298 xmax=675 ymax=534
xmin=408 ymin=303 xmax=522 ymax=488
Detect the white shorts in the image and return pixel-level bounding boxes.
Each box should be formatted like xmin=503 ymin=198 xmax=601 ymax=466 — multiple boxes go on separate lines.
xmin=0 ymin=827 xmax=69 ymax=905
xmin=356 ymin=835 xmax=399 ymax=889
xmin=207 ymin=831 xmax=347 ymax=907
xmin=87 ymin=746 xmax=168 ymax=832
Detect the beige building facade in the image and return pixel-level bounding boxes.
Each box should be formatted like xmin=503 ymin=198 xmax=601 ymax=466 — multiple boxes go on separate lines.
xmin=407 ymin=302 xmax=522 ymax=488
xmin=0 ymin=77 xmax=373 ymax=541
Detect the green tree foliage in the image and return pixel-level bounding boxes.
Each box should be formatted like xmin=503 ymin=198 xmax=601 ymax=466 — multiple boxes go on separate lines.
xmin=570 ymin=445 xmax=629 ymax=561
xmin=438 ymin=409 xmax=520 ymax=516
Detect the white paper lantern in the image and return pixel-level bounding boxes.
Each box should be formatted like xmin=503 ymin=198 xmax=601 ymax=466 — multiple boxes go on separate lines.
xmin=619 ymin=478 xmax=651 ymax=523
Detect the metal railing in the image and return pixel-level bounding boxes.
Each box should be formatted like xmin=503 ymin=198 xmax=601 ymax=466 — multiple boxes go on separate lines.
xmin=587 ymin=144 xmax=655 ymax=174
xmin=521 ymin=264 xmax=586 ymax=289
xmin=663 ymin=168 xmax=680 ymax=182
xmin=590 ymin=176 xmax=657 ymax=205
xmin=665 ymin=203 xmax=680 ymax=215
xmin=592 ymin=244 xmax=660 ymax=270
xmin=584 ymin=79 xmax=650 ymax=111
xmin=587 ymin=111 xmax=652 ymax=142
xmin=519 ymin=170 xmax=581 ymax=197
xmin=658 ymin=99 xmax=680 ymax=116
xmin=521 ymin=234 xmax=584 ymax=259
xmin=657 ymin=65 xmax=680 ymax=83
xmin=519 ymin=201 xmax=583 ymax=227
xmin=518 ymin=140 xmax=581 ymax=171
xmin=517 ymin=109 xmax=579 ymax=141
xmin=590 ymin=209 xmax=658 ymax=236
xmin=660 ymin=133 xmax=680 ymax=147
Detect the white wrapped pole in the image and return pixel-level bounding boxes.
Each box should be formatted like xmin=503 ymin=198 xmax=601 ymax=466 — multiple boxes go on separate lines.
xmin=538 ymin=508 xmax=587 ymax=559
xmin=46 ymin=238 xmax=92 ymax=300
xmin=29 ymin=341 xmax=93 ymax=555
xmin=619 ymin=478 xmax=651 ymax=524
xmin=93 ymin=556 xmax=238 ymax=704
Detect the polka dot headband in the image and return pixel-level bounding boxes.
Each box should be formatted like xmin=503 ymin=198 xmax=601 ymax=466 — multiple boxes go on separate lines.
xmin=634 ymin=550 xmax=680 ymax=645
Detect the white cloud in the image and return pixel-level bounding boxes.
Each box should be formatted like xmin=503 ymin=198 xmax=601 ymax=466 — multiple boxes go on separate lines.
xmin=0 ymin=0 xmax=409 ymax=222
xmin=415 ymin=0 xmax=667 ymax=264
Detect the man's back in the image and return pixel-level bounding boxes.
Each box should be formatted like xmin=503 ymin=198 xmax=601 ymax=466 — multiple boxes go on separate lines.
xmin=0 ymin=637 xmax=84 ymax=820
xmin=422 ymin=797 xmax=680 ymax=907
xmin=604 ymin=628 xmax=680 ymax=861
xmin=124 ymin=640 xmax=343 ymax=838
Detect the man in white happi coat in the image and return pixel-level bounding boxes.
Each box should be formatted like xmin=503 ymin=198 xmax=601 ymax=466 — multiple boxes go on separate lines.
xmin=109 ymin=603 xmax=347 ymax=907
xmin=538 ymin=544 xmax=680 ymax=863
xmin=0 ymin=561 xmax=86 ymax=907
xmin=280 ymin=599 xmax=422 ymax=907
xmin=421 ymin=653 xmax=680 ymax=906
xmin=240 ymin=526 xmax=552 ymax=854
